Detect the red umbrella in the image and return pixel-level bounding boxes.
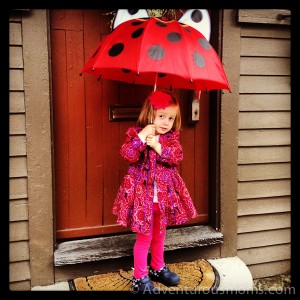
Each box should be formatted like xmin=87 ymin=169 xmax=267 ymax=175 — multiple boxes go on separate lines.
xmin=81 ymin=16 xmax=230 ymax=92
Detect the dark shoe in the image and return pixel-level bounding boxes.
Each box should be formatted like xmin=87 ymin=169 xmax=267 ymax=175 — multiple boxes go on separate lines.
xmin=149 ymin=266 xmax=180 ymax=286
xmin=131 ymin=275 xmax=158 ymax=293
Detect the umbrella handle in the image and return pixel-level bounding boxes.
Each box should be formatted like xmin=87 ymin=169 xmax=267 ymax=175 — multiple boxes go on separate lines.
xmin=149 ymin=105 xmax=153 ymax=124
xmin=150 ymin=74 xmax=157 ymax=124
xmin=153 ymin=73 xmax=157 ymax=92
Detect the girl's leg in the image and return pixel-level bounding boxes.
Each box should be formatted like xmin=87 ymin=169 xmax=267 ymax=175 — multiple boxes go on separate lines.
xmin=150 ymin=203 xmax=166 ymax=270
xmin=133 ymin=230 xmax=152 ymax=279
xmin=148 ymin=204 xmax=180 ymax=286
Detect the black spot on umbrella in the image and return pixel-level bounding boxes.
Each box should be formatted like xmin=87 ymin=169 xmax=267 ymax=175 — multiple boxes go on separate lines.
xmin=198 ymin=38 xmax=211 ymax=50
xmin=122 ymin=69 xmax=131 ymax=73
xmin=148 ymin=45 xmax=165 ymax=61
xmin=132 ymin=21 xmax=143 ymax=26
xmin=108 ymin=43 xmax=124 ymax=57
xmin=128 ymin=9 xmax=139 ymax=15
xmin=191 ymin=9 xmax=203 ymax=23
xmin=158 ymin=73 xmax=167 ymax=78
xmin=193 ymin=52 xmax=206 ymax=68
xmin=132 ymin=28 xmax=144 ymax=38
xmin=156 ymin=21 xmax=167 ymax=28
xmin=183 ymin=27 xmax=191 ymax=33
xmin=167 ymin=32 xmax=182 ymax=43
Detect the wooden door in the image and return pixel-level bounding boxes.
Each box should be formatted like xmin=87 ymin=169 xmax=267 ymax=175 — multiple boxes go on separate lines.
xmin=50 ymin=9 xmax=209 ymax=240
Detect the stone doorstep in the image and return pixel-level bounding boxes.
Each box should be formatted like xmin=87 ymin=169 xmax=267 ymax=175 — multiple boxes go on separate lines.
xmin=54 ymin=225 xmax=223 ymax=266
xmin=31 ymin=281 xmax=70 ymax=291
xmin=208 ymin=256 xmax=253 ymax=291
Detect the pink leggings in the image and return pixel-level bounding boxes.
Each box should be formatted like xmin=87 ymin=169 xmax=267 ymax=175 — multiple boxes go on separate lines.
xmin=133 ymin=203 xmax=166 ymax=279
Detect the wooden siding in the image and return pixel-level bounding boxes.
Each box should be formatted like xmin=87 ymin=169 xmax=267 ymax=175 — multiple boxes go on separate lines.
xmin=239 ymin=94 xmax=290 ymax=112
xmin=237 ymin=213 xmax=290 ymax=233
xmin=238 ymin=9 xmax=291 ymax=26
xmin=9 ymin=15 xmax=31 ymax=290
xmin=238 ymin=196 xmax=290 ymax=215
xmin=237 ymin=228 xmax=290 ymax=248
xmin=247 ymin=260 xmax=290 ymax=279
xmin=238 ymin=163 xmax=290 ymax=181
xmin=237 ymin=16 xmax=291 ymax=279
xmin=238 ymin=146 xmax=290 ymax=164
xmin=238 ymin=244 xmax=291 ymax=265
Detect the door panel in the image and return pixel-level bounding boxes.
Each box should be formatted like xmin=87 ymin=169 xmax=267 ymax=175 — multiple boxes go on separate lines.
xmin=50 ymin=9 xmax=209 ymax=239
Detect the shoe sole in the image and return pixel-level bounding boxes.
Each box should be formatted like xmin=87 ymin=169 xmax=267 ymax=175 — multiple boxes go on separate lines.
xmin=149 ymin=276 xmax=180 ymax=287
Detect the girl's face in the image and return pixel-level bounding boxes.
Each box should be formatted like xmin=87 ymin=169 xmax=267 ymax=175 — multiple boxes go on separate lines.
xmin=153 ymin=105 xmax=178 ymax=135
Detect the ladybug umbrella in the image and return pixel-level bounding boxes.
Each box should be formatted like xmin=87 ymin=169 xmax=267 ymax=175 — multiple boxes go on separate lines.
xmin=81 ymin=16 xmax=230 ymax=93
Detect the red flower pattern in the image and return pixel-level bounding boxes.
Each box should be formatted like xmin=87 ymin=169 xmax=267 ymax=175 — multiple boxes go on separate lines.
xmin=112 ymin=127 xmax=198 ymax=235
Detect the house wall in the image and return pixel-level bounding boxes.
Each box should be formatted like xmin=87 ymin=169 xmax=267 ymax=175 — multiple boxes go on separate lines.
xmin=8 ymin=9 xmax=291 ymax=290
xmin=226 ymin=10 xmax=291 ymax=278
xmin=9 ymin=9 xmax=55 ymax=290
xmin=9 ymin=13 xmax=31 ymax=291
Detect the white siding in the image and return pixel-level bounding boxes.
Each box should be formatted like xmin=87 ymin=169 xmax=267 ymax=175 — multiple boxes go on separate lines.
xmin=9 ymin=14 xmax=31 ymax=290
xmin=237 ymin=15 xmax=291 ymax=279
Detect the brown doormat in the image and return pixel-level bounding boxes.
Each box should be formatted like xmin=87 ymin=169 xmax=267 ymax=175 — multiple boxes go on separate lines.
xmin=69 ymin=258 xmax=219 ymax=292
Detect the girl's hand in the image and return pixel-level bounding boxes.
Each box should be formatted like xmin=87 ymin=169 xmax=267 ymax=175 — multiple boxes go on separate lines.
xmin=146 ymin=134 xmax=162 ymax=155
xmin=138 ymin=124 xmax=155 ymax=142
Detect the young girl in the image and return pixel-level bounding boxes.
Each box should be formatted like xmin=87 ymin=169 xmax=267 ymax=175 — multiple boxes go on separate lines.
xmin=112 ymin=90 xmax=198 ymax=292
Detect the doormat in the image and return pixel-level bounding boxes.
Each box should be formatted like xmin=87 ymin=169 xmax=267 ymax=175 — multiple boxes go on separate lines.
xmin=69 ymin=258 xmax=219 ymax=292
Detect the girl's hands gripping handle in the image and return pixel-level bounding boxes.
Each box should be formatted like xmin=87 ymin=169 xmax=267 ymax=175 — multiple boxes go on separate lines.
xmin=146 ymin=134 xmax=161 ymax=155
xmin=138 ymin=124 xmax=155 ymax=142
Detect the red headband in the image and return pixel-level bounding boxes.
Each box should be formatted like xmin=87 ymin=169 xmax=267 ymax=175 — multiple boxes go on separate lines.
xmin=149 ymin=91 xmax=172 ymax=109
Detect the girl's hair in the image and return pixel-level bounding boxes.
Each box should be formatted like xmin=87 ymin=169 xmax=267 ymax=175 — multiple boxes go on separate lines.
xmin=137 ymin=91 xmax=181 ymax=131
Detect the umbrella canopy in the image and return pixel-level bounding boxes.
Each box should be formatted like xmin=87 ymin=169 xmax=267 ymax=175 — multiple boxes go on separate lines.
xmin=81 ymin=16 xmax=230 ymax=92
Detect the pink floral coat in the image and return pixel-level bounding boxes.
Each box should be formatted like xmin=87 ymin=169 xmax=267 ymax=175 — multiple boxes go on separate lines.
xmin=112 ymin=127 xmax=198 ymax=235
